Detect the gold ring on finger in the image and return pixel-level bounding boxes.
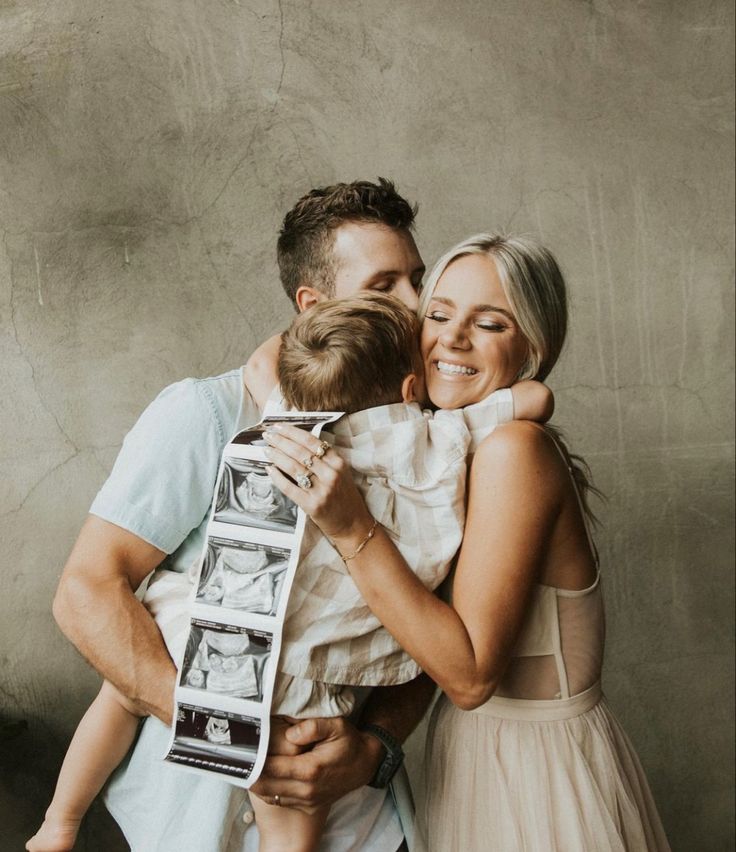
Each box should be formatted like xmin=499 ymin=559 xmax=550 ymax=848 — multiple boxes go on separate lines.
xmin=273 ymin=794 xmax=281 ymax=807
xmin=314 ymin=440 xmax=330 ymax=459
xmin=302 ymin=455 xmax=314 ymax=469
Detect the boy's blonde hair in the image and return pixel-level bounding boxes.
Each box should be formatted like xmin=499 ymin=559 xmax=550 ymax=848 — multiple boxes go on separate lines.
xmin=278 ymin=292 xmax=422 ymax=414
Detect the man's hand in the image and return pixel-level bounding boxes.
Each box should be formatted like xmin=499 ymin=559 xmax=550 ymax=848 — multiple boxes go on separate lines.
xmin=53 ymin=516 xmax=175 ymax=723
xmin=250 ymin=675 xmax=436 ymax=812
xmin=250 ymin=717 xmax=383 ymax=811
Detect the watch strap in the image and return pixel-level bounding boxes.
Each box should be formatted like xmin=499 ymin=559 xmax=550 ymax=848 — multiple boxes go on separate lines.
xmin=361 ymin=723 xmax=405 ymax=789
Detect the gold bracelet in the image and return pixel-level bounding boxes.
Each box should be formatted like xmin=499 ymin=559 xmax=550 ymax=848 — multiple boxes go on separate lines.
xmin=334 ymin=518 xmax=379 ymax=563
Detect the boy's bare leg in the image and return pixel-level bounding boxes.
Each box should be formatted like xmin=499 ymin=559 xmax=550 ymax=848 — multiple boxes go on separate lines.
xmin=248 ymin=715 xmax=329 ymax=852
xmin=249 ymin=792 xmax=329 ymax=852
xmin=26 ymin=680 xmax=143 ymax=852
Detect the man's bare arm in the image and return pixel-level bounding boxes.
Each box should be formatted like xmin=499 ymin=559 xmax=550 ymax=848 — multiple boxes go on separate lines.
xmin=358 ymin=671 xmax=436 ymax=743
xmin=53 ymin=516 xmax=176 ymax=724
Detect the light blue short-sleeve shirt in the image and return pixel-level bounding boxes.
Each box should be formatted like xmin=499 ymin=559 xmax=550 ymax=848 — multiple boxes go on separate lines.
xmin=90 ymin=369 xmax=404 ymax=852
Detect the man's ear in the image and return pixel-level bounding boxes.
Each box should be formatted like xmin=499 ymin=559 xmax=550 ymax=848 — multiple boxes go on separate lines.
xmin=401 ymin=373 xmax=419 ymax=403
xmin=295 ymin=285 xmax=325 ymax=313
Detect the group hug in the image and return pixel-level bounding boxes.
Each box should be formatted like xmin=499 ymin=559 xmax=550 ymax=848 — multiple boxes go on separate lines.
xmin=28 ymin=178 xmax=670 ymax=852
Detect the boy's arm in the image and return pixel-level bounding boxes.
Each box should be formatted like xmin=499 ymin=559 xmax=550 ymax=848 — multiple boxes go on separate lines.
xmin=510 ymin=379 xmax=554 ymax=422
xmin=244 ymin=332 xmax=283 ymax=409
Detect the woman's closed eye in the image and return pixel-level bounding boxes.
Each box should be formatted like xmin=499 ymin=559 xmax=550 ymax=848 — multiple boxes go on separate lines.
xmin=426 ymin=311 xmax=506 ymax=333
xmin=477 ymin=320 xmax=507 ymax=332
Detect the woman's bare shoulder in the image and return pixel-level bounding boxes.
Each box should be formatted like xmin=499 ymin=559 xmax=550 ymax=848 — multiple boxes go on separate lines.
xmin=472 ymin=421 xmax=567 ymax=492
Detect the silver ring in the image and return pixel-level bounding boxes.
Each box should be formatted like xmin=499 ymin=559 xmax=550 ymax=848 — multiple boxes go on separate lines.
xmin=314 ymin=440 xmax=330 ymax=459
xmin=302 ymin=455 xmax=314 ymax=469
xmin=273 ymin=794 xmax=281 ymax=807
xmin=296 ymin=472 xmax=313 ymax=490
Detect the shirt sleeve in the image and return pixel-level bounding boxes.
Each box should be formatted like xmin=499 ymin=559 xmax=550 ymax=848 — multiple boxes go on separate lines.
xmin=89 ymin=379 xmax=230 ymax=554
xmin=462 ymin=387 xmax=515 ymax=451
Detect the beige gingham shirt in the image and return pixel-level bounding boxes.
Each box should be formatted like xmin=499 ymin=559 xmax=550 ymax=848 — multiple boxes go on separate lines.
xmin=278 ymin=388 xmax=514 ymax=690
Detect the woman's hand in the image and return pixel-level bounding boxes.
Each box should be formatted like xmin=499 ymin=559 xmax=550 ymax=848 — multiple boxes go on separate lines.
xmin=263 ymin=424 xmax=374 ymax=546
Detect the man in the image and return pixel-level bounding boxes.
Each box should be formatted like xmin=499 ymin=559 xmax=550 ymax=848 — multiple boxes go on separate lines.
xmin=52 ymin=178 xmax=434 ymax=851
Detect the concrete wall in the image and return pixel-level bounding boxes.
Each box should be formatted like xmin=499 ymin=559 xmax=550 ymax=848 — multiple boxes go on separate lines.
xmin=1 ymin=1 xmax=733 ymax=849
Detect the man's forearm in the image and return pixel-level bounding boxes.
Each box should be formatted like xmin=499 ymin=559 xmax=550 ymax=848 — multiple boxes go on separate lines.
xmin=55 ymin=572 xmax=176 ymax=723
xmin=358 ymin=673 xmax=436 ymax=743
xmin=53 ymin=517 xmax=176 ymax=724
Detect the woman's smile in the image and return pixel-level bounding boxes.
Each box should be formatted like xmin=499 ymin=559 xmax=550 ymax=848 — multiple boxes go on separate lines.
xmin=421 ymin=253 xmax=528 ymax=409
xmin=433 ymin=359 xmax=479 ymax=377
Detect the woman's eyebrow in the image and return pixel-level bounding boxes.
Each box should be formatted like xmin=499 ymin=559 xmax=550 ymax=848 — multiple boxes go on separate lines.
xmin=430 ymin=296 xmax=514 ymax=319
xmin=474 ymin=304 xmax=515 ymax=319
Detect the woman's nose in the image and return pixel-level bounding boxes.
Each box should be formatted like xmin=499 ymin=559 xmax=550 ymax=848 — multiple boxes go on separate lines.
xmin=439 ymin=321 xmax=470 ymax=349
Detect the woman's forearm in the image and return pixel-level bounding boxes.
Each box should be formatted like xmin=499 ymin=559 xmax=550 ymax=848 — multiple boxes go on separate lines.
xmin=332 ymin=523 xmax=497 ymax=710
xmin=262 ymin=422 xmax=550 ymax=711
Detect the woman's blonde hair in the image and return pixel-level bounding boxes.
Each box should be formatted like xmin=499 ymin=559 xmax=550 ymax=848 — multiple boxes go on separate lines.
xmin=419 ymin=233 xmax=601 ymax=522
xmin=418 ymin=233 xmax=567 ymax=382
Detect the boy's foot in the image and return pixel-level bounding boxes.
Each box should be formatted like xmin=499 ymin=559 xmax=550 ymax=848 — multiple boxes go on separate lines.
xmin=25 ymin=816 xmax=81 ymax=852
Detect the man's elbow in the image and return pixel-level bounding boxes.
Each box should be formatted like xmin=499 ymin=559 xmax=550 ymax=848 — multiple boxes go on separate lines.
xmin=52 ymin=573 xmax=81 ymax=638
xmin=52 ymin=570 xmax=107 ymax=641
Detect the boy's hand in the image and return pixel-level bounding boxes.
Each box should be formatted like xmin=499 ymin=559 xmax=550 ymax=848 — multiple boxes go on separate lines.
xmin=511 ymin=379 xmax=554 ymax=423
xmin=244 ymin=333 xmax=283 ymax=409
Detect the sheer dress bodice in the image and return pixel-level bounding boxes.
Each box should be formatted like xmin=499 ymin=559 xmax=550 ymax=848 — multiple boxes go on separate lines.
xmin=493 ymin=572 xmax=604 ymax=703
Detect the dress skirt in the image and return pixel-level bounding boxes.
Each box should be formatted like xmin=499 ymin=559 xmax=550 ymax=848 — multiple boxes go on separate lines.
xmin=415 ymin=684 xmax=670 ymax=852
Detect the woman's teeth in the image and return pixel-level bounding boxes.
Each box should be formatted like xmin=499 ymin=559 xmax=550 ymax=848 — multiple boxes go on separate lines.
xmin=436 ymin=360 xmax=477 ymax=376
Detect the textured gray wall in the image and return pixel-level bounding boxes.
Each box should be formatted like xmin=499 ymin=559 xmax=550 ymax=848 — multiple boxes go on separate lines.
xmin=1 ymin=1 xmax=733 ymax=849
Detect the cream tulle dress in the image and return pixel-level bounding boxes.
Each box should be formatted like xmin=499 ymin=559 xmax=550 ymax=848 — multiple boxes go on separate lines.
xmin=414 ymin=460 xmax=670 ymax=852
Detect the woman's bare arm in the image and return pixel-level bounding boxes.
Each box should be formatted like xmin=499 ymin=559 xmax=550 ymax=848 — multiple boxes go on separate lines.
xmin=264 ymin=421 xmax=564 ymax=710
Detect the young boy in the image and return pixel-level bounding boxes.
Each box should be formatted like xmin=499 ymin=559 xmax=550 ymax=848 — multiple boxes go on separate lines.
xmin=28 ymin=293 xmax=551 ymax=852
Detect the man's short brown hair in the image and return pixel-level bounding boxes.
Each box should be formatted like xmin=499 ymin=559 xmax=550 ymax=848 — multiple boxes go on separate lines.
xmin=278 ymin=292 xmax=422 ymax=414
xmin=277 ymin=178 xmax=417 ymax=307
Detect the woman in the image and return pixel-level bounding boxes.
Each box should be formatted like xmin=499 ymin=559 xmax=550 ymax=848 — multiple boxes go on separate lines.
xmin=264 ymin=234 xmax=670 ymax=851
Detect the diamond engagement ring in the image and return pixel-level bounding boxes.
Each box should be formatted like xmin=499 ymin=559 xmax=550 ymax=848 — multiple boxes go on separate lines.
xmin=302 ymin=455 xmax=314 ymax=469
xmin=273 ymin=794 xmax=281 ymax=807
xmin=296 ymin=472 xmax=313 ymax=489
xmin=314 ymin=440 xmax=330 ymax=458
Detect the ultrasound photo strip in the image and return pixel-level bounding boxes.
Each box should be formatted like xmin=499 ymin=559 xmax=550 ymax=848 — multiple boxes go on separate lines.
xmin=163 ymin=410 xmax=343 ymax=788
xmin=180 ymin=621 xmax=272 ymax=703
xmin=196 ymin=537 xmax=289 ymax=616
xmin=167 ymin=704 xmax=261 ymax=778
xmin=214 ymin=456 xmax=298 ymax=534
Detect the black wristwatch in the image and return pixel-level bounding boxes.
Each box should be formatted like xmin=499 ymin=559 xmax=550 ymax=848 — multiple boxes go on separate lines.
xmin=360 ymin=723 xmax=405 ymax=789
